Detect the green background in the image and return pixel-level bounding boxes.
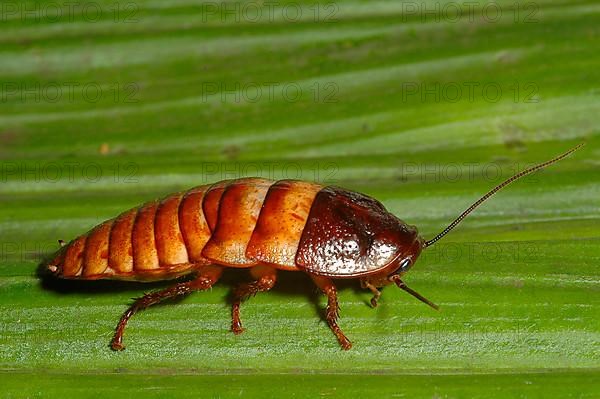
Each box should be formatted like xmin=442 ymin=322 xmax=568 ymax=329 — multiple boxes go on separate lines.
xmin=0 ymin=0 xmax=598 ymax=397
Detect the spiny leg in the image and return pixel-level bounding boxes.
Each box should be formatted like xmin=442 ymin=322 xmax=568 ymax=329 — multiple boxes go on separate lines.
xmin=360 ymin=280 xmax=382 ymax=308
xmin=310 ymin=274 xmax=352 ymax=350
xmin=111 ymin=265 xmax=223 ymax=351
xmin=231 ymin=265 xmax=277 ymax=335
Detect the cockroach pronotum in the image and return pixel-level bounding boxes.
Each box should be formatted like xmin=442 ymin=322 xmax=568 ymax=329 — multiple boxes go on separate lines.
xmin=46 ymin=143 xmax=583 ymax=350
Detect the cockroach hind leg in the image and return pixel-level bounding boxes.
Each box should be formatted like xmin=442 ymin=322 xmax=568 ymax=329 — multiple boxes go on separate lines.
xmin=110 ymin=267 xmax=223 ymax=351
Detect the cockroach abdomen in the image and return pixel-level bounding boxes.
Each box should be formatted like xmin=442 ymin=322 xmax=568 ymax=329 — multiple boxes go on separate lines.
xmin=108 ymin=208 xmax=137 ymax=273
xmin=178 ymin=185 xmax=213 ymax=265
xmin=246 ymin=179 xmax=322 ymax=269
xmin=202 ymin=180 xmax=231 ymax=232
xmin=201 ymin=178 xmax=273 ymax=266
xmin=155 ymin=193 xmax=189 ymax=266
xmin=82 ymin=221 xmax=113 ymax=277
xmin=131 ymin=201 xmax=161 ymax=271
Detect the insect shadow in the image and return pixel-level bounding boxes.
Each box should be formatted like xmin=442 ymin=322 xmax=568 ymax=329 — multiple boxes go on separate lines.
xmin=36 ymin=258 xmax=363 ymax=320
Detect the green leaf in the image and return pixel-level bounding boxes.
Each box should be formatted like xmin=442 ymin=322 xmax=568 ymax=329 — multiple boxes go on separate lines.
xmin=1 ymin=0 xmax=598 ymax=397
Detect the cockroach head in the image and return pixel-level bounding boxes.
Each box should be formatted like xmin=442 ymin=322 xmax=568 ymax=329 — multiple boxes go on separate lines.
xmin=296 ymin=186 xmax=426 ymax=279
xmin=391 ymin=233 xmax=424 ymax=274
xmin=358 ymin=226 xmax=425 ymax=288
xmin=381 ymin=230 xmax=424 ymax=281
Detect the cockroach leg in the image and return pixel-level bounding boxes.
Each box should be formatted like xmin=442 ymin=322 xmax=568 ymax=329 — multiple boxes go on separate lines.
xmin=111 ymin=265 xmax=223 ymax=351
xmin=360 ymin=280 xmax=381 ymax=308
xmin=231 ymin=265 xmax=277 ymax=335
xmin=310 ymin=274 xmax=352 ymax=350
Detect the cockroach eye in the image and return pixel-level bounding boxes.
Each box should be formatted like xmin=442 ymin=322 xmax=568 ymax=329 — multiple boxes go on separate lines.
xmin=398 ymin=258 xmax=411 ymax=272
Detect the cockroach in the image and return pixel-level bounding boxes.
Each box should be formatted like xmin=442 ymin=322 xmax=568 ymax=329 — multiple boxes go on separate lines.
xmin=46 ymin=143 xmax=583 ymax=350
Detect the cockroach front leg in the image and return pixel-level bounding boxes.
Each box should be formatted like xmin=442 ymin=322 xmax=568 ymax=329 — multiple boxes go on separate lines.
xmin=310 ymin=274 xmax=352 ymax=350
xmin=111 ymin=265 xmax=223 ymax=351
xmin=231 ymin=265 xmax=277 ymax=335
xmin=360 ymin=280 xmax=382 ymax=308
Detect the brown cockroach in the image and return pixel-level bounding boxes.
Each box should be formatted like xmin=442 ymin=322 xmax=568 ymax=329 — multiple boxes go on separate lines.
xmin=46 ymin=144 xmax=583 ymax=350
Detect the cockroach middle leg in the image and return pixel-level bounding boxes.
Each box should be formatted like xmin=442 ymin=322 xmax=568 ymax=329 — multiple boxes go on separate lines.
xmin=231 ymin=265 xmax=277 ymax=335
xmin=111 ymin=265 xmax=223 ymax=351
xmin=360 ymin=280 xmax=381 ymax=308
xmin=310 ymin=274 xmax=352 ymax=350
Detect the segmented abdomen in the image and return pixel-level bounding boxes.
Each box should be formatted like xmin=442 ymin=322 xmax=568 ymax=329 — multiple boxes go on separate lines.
xmin=49 ymin=178 xmax=322 ymax=280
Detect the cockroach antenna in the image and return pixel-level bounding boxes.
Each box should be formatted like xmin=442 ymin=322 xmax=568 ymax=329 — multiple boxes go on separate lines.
xmin=424 ymin=142 xmax=585 ymax=248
